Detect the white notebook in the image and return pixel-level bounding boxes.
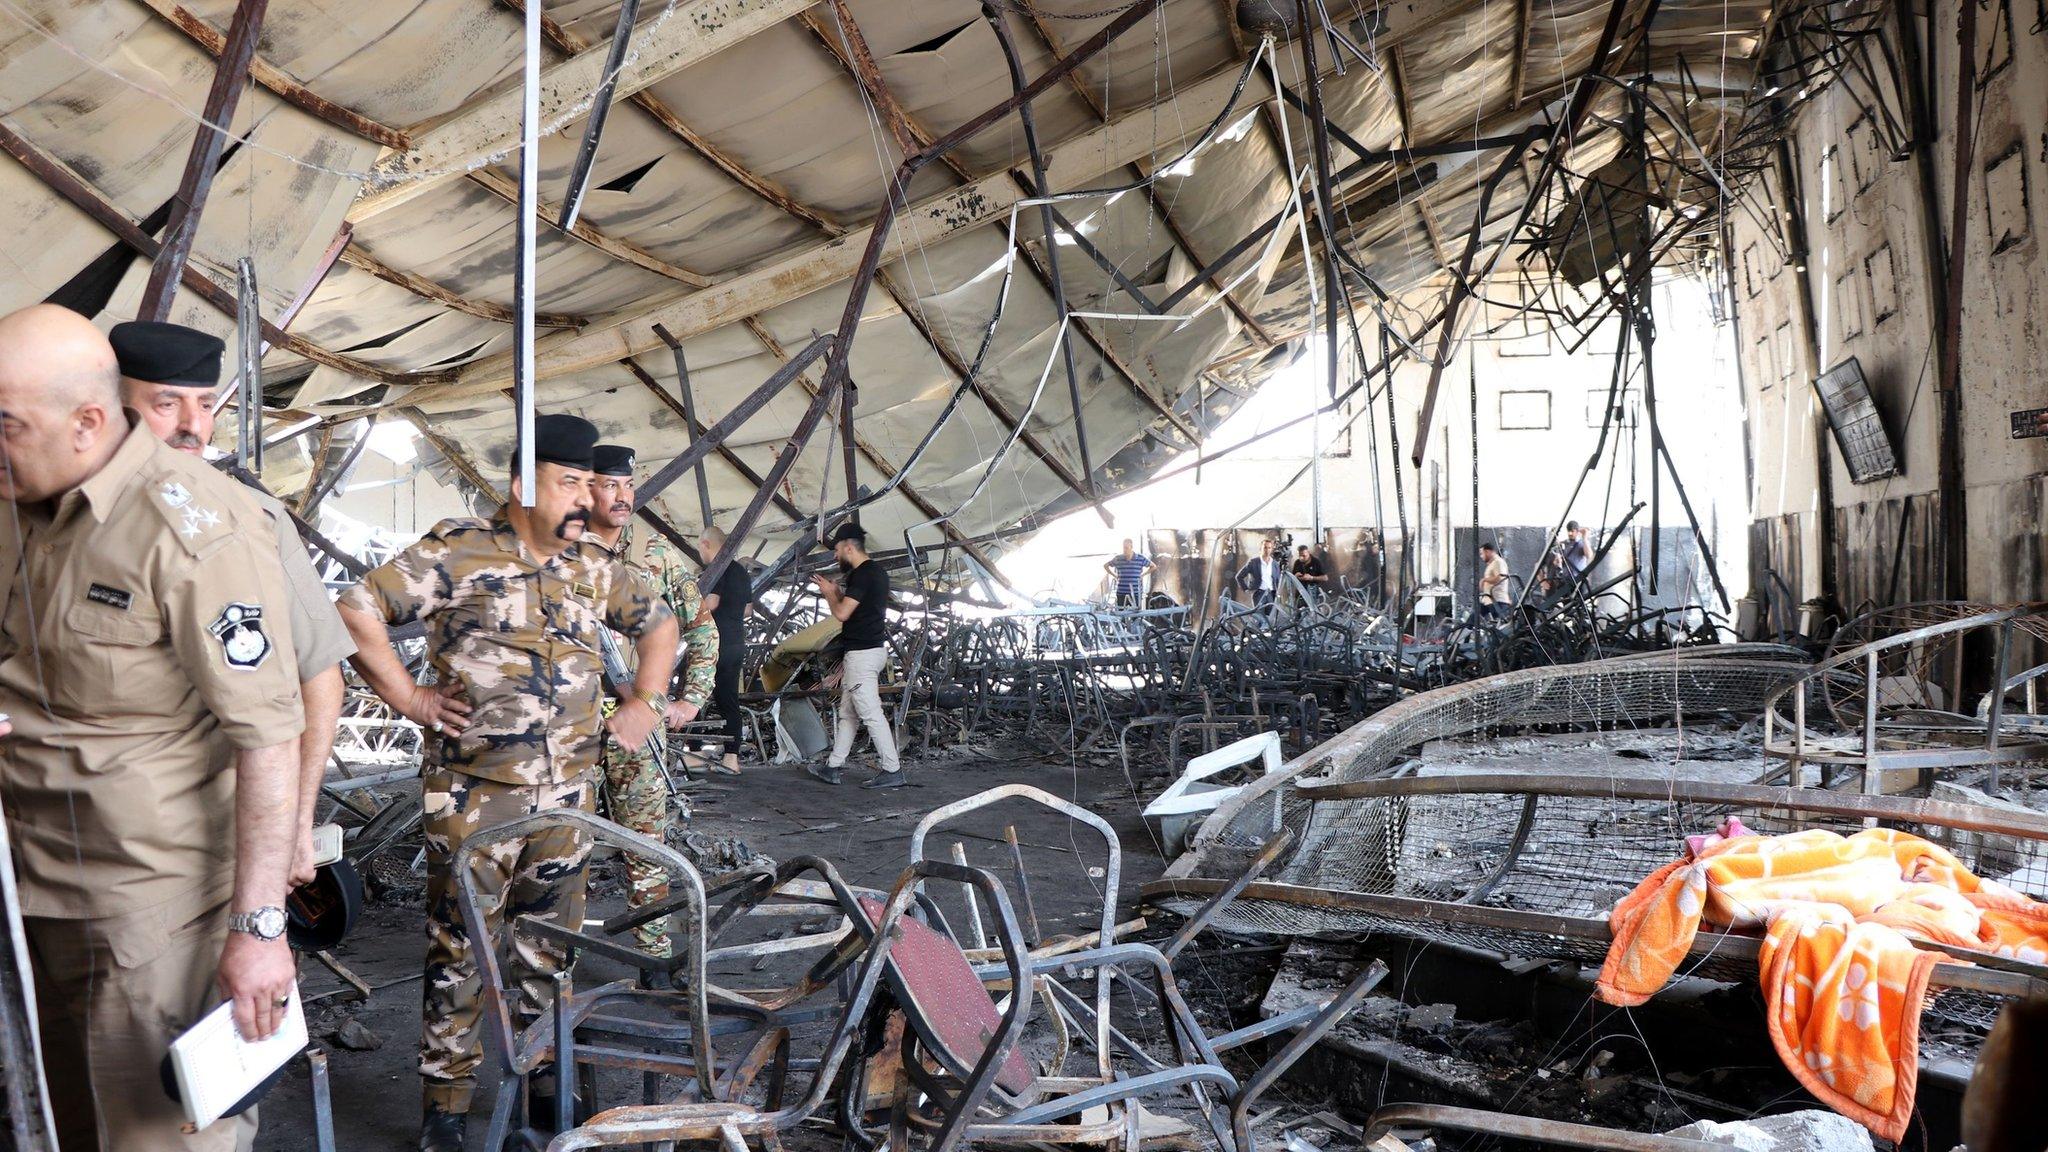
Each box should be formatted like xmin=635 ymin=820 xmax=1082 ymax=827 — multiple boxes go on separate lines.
xmin=167 ymin=982 xmax=307 ymax=1129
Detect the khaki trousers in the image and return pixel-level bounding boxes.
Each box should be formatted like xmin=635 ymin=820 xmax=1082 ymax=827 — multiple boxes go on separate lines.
xmin=24 ymin=895 xmax=259 ymax=1152
xmin=829 ymin=645 xmax=900 ymax=774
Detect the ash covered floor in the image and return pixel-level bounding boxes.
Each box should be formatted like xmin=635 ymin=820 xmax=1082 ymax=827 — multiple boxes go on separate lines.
xmin=250 ymin=725 xmax=1958 ymax=1152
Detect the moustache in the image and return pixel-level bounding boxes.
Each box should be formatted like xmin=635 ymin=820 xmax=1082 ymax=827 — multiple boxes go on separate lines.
xmin=554 ymin=508 xmax=590 ymax=540
xmin=610 ymin=502 xmax=631 ymax=515
xmin=167 ymin=432 xmax=205 ymax=450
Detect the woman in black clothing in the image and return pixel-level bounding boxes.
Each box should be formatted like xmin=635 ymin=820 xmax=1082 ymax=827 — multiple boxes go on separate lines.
xmin=700 ymin=525 xmax=754 ymax=775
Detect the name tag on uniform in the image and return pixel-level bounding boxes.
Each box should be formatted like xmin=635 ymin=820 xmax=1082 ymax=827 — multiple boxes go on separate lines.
xmin=86 ymin=583 xmax=132 ymax=611
xmin=572 ymin=581 xmax=598 ymax=601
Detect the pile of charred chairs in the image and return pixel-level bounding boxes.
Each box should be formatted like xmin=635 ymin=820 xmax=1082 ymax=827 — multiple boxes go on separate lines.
xmin=454 ymin=786 xmax=1385 ymax=1152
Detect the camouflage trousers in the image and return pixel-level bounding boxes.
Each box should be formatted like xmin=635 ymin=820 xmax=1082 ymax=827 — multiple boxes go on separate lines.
xmin=598 ymin=730 xmax=676 ymax=957
xmin=419 ymin=768 xmax=593 ymax=1113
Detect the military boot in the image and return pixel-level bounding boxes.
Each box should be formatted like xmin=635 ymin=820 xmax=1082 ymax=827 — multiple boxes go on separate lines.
xmin=527 ymin=1067 xmax=589 ymax=1134
xmin=419 ymin=1104 xmax=466 ymax=1152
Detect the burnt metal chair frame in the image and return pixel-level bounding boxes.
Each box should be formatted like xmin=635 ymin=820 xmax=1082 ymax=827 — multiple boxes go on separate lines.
xmin=454 ymin=808 xmax=767 ymax=1151
xmin=540 ymin=858 xmax=985 ymax=1152
xmin=893 ymin=787 xmax=1388 ymax=1152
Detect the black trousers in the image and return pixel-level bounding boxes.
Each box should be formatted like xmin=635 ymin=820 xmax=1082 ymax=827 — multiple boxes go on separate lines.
xmin=714 ymin=641 xmax=746 ymax=751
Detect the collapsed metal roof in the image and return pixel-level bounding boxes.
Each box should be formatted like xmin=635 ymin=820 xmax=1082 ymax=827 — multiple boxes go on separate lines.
xmin=0 ymin=0 xmax=1779 ymax=574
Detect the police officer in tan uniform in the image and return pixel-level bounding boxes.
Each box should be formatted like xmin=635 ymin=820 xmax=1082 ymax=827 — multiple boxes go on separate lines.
xmin=0 ymin=305 xmax=304 ymax=1151
xmin=110 ymin=320 xmax=358 ymax=887
xmin=337 ymin=414 xmax=679 ymax=1151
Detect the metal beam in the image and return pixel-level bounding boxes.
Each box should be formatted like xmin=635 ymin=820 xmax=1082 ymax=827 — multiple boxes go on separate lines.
xmin=697 ymin=372 xmax=842 ymax=594
xmin=296 ymin=416 xmax=375 ymax=517
xmin=633 ymin=333 xmax=834 ymax=508
xmin=338 ymin=241 xmax=584 ymax=328
xmin=353 ymin=0 xmax=813 ymax=221
xmin=872 ymin=268 xmax=1105 ymax=516
xmin=1383 ymin=49 xmax=1414 ymax=146
xmin=649 ymin=325 xmax=717 ymax=526
xmin=465 ymin=167 xmax=713 ymax=288
xmin=1410 ymin=0 xmax=1634 ymax=466
xmin=797 ymin=1 xmax=915 ymax=156
xmin=499 ymin=0 xmax=840 ymax=235
xmin=802 ymin=1 xmax=1117 ymax=490
xmin=140 ymin=0 xmax=270 ymax=321
xmin=632 ymin=503 xmax=706 ymax=567
xmin=555 ymin=0 xmax=643 ymax=231
xmin=425 ymin=54 xmax=1281 ymax=395
xmin=1509 ymin=0 xmax=1534 ymax=109
xmin=0 ymin=121 xmax=429 ymax=385
xmin=742 ymin=318 xmax=1010 ymax=582
xmin=1011 ymin=9 xmax=1275 ymax=357
xmin=403 ymin=408 xmax=505 ymax=499
xmin=617 ymin=357 xmax=807 ymax=523
xmin=133 ymin=0 xmax=409 ymax=148
xmin=802 ymin=1 xmax=1196 ymax=450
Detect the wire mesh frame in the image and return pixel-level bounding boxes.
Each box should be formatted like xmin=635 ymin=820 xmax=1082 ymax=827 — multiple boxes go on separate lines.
xmin=1151 ymin=775 xmax=2048 ymax=1033
xmin=1172 ymin=647 xmax=1813 ymax=879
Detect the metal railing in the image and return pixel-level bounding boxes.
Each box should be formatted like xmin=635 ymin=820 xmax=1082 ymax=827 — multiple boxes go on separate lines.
xmin=1762 ymin=602 xmax=2048 ymax=791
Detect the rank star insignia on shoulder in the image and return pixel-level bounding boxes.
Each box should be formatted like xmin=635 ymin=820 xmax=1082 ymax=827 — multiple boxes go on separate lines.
xmin=178 ymin=505 xmax=220 ymax=539
xmin=209 ymin=602 xmax=272 ymax=669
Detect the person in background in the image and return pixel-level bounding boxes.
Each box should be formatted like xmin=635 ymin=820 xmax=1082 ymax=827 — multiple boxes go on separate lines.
xmin=1292 ymin=544 xmax=1329 ymax=602
xmin=699 ymin=524 xmax=752 ymax=776
xmin=0 ymin=305 xmax=304 ymax=1151
xmin=1477 ymin=541 xmax=1511 ymax=621
xmin=1562 ymin=520 xmax=1594 ymax=583
xmin=1235 ymin=537 xmax=1285 ymax=608
xmin=1102 ymin=538 xmax=1153 ymax=609
xmin=581 ymin=444 xmax=709 ymax=958
xmin=111 ymin=320 xmax=357 ymax=890
xmin=806 ymin=523 xmax=901 ymax=789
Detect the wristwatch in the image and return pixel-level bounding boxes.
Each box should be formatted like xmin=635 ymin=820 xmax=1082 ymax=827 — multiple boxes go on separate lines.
xmin=228 ymin=906 xmax=288 ymax=941
xmin=640 ymin=690 xmax=668 ymax=714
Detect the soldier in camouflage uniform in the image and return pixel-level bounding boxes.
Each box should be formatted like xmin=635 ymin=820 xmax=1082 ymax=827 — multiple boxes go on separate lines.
xmin=337 ymin=416 xmax=680 ymax=1152
xmin=583 ymin=445 xmax=716 ymax=956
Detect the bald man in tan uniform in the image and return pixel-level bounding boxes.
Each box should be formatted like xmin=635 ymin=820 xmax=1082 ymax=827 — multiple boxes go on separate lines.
xmin=0 ymin=305 xmax=305 ymax=1151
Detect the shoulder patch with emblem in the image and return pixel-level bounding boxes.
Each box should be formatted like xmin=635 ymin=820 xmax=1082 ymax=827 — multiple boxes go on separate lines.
xmin=209 ymin=602 xmax=272 ymax=670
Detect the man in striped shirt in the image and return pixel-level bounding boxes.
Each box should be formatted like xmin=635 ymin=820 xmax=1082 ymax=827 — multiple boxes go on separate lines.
xmin=1102 ymin=539 xmax=1153 ymax=609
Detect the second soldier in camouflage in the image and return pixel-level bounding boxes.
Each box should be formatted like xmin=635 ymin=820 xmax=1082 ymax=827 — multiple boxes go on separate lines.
xmin=583 ymin=444 xmax=715 ymax=956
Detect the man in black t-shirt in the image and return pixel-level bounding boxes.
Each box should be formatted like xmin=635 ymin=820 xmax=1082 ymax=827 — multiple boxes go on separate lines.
xmin=1292 ymin=544 xmax=1328 ymax=606
xmin=807 ymin=523 xmax=902 ymax=788
xmin=699 ymin=524 xmax=754 ymax=775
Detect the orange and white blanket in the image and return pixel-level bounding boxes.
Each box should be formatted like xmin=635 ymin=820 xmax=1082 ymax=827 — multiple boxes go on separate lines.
xmin=1595 ymin=825 xmax=2048 ymax=1142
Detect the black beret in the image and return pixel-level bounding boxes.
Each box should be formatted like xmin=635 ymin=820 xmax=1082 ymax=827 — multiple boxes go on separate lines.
xmin=109 ymin=321 xmax=223 ymax=388
xmin=591 ymin=444 xmax=635 ymax=477
xmin=829 ymin=522 xmax=867 ymax=544
xmin=531 ymin=413 xmax=599 ymax=471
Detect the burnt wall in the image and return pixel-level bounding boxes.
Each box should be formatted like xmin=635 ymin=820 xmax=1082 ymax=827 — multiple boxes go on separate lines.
xmin=1731 ymin=5 xmax=2048 ymax=611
